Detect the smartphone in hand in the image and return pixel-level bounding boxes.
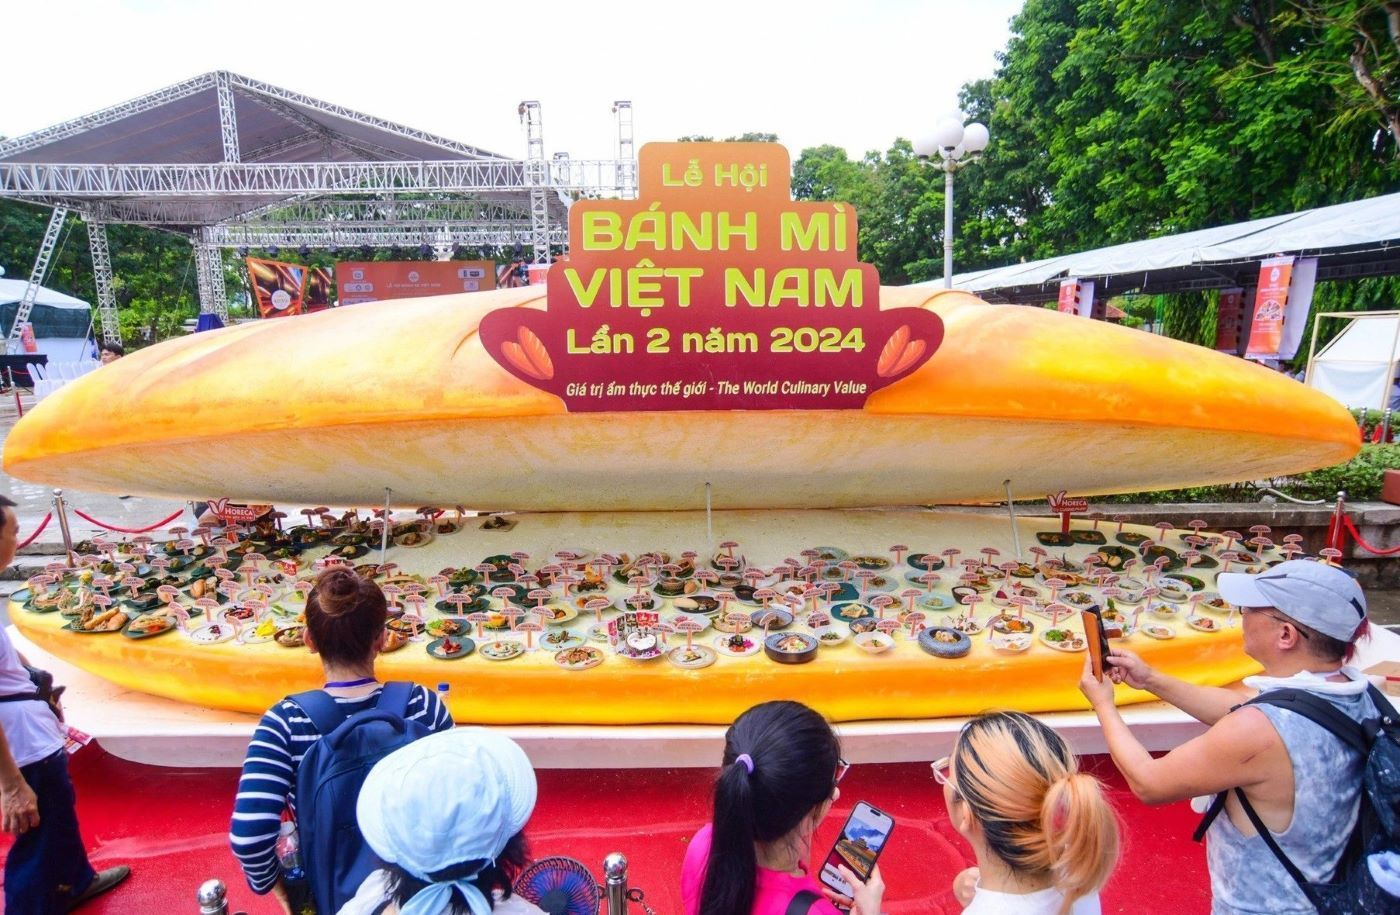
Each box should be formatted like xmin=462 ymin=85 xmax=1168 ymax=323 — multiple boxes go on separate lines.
xmin=819 ymin=801 xmax=894 ymax=898
xmin=1083 ymin=608 xmax=1111 ymax=681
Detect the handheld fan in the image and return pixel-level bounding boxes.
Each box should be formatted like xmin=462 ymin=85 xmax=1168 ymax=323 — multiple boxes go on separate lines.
xmin=513 ymin=856 xmax=600 ymax=915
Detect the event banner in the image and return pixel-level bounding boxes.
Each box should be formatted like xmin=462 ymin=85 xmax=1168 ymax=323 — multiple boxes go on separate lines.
xmin=1215 ymin=287 xmax=1245 ymax=353
xmin=1056 ymin=278 xmax=1096 ymax=317
xmin=334 ymin=261 xmax=496 ymax=306
xmin=1277 ymin=256 xmax=1317 ymax=361
xmin=246 ymin=258 xmax=306 ymax=318
xmin=303 ymin=266 xmax=334 ymax=312
xmin=1246 ymin=255 xmax=1294 ymax=358
xmin=478 ymin=142 xmax=943 ymax=412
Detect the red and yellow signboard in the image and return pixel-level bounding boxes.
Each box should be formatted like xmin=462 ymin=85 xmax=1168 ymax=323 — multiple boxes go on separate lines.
xmin=1246 ymin=256 xmax=1293 ymax=358
xmin=479 ymin=143 xmax=942 ymax=412
xmin=334 ymin=261 xmax=496 ymax=306
xmin=1214 ymin=287 xmax=1245 ymax=353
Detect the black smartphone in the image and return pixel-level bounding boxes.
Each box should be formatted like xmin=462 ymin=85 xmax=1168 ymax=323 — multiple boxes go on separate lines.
xmin=1083 ymin=608 xmax=1111 ymax=680
xmin=818 ymin=801 xmax=895 ymax=898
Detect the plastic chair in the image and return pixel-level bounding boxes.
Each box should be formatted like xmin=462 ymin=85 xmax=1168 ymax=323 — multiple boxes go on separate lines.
xmin=30 ymin=362 xmax=47 ymax=382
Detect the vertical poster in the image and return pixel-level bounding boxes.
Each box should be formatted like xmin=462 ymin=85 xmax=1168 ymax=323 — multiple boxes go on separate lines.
xmin=1215 ymin=288 xmax=1245 ymax=353
xmin=1278 ymin=257 xmax=1317 ymax=361
xmin=1057 ymin=279 xmax=1079 ymax=314
xmin=303 ymin=267 xmax=335 ymax=312
xmin=1246 ymin=256 xmax=1294 ymax=358
xmin=246 ymin=258 xmax=307 ymax=319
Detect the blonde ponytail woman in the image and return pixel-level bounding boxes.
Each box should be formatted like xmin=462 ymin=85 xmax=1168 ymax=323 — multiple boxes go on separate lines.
xmin=933 ymin=712 xmax=1119 ymax=914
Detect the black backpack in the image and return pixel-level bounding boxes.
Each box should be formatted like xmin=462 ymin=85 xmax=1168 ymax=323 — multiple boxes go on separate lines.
xmin=1193 ymin=685 xmax=1400 ymax=914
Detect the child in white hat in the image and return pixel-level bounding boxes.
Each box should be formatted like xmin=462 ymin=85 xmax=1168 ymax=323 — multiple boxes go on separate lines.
xmin=339 ymin=728 xmax=546 ymax=915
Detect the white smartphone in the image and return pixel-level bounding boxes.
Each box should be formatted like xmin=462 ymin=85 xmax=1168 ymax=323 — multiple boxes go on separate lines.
xmin=818 ymin=800 xmax=895 ymax=898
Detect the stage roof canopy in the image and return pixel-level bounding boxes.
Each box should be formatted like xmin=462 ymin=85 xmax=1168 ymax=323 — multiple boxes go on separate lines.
xmin=935 ymin=191 xmax=1400 ymax=303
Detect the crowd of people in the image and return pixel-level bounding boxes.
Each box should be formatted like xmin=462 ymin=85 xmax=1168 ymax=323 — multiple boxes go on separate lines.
xmin=0 ymin=489 xmax=1390 ymax=914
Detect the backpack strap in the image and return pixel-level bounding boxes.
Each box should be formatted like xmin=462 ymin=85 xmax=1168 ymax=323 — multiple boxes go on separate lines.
xmin=1231 ymin=786 xmax=1325 ymax=910
xmin=290 ymin=689 xmax=351 ymax=735
xmin=376 ymin=681 xmax=414 ymax=719
xmin=785 ymin=889 xmax=821 ymax=915
xmin=1248 ymin=687 xmax=1371 ymax=756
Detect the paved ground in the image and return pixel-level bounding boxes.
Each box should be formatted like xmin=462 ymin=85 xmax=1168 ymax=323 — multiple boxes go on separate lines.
xmin=2 ymin=391 xmax=1398 ymax=629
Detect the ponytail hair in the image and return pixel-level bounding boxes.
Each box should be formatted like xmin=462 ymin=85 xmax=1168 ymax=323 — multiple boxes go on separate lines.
xmin=951 ymin=711 xmax=1119 ymax=914
xmin=698 ymin=701 xmax=841 ymax=915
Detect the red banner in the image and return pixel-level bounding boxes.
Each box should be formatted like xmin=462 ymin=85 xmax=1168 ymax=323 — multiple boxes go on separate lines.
xmin=478 ymin=142 xmax=942 ymax=412
xmin=1246 ymin=257 xmax=1293 ymax=358
xmin=246 ymin=258 xmax=306 ymax=318
xmin=1057 ymin=280 xmax=1079 ymax=314
xmin=1214 ymin=288 xmax=1245 ymax=353
xmin=334 ymin=261 xmax=496 ymax=306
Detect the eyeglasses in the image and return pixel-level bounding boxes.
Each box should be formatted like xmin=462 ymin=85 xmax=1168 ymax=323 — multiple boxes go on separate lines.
xmin=930 ymin=756 xmax=952 ymax=786
xmin=1242 ymin=606 xmax=1310 ymax=639
xmin=835 ymin=758 xmax=850 ymax=785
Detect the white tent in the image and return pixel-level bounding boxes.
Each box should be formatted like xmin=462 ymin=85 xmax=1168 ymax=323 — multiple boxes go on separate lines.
xmin=0 ymin=278 xmax=97 ymax=362
xmin=1306 ymin=311 xmax=1400 ymax=411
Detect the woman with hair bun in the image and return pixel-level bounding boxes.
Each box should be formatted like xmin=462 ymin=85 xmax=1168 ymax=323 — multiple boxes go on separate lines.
xmin=681 ymin=700 xmax=884 ymax=915
xmin=933 ymin=711 xmax=1118 ymax=914
xmin=229 ymin=567 xmax=454 ymax=913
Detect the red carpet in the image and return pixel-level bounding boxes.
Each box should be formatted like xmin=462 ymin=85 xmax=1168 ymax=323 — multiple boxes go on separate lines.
xmin=0 ymin=745 xmax=1211 ymax=914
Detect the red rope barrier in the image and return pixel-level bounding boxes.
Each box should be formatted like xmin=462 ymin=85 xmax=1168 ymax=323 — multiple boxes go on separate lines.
xmin=71 ymin=508 xmax=185 ymax=535
xmin=16 ymin=513 xmax=52 ymax=549
xmin=1340 ymin=516 xmax=1400 ymax=556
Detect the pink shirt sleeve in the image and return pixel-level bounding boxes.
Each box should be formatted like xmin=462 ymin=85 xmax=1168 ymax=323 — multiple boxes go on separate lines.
xmin=681 ymin=824 xmax=841 ymax=915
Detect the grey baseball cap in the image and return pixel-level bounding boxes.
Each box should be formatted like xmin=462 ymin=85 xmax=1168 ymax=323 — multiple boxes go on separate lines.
xmin=1217 ymin=559 xmax=1367 ymax=642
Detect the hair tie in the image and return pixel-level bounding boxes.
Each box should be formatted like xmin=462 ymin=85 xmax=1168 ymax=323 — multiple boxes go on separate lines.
xmin=735 ymin=753 xmax=754 ymax=775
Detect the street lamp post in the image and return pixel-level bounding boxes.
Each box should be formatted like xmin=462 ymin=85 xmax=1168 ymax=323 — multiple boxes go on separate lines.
xmin=913 ymin=117 xmax=990 ymax=289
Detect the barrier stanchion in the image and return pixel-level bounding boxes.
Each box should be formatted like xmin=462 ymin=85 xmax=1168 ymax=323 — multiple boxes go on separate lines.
xmin=196 ymin=879 xmax=229 ymax=915
xmin=52 ymin=489 xmax=74 ymax=566
xmin=1326 ymin=490 xmax=1348 ymax=553
xmin=604 ymin=853 xmax=629 ymax=915
xmin=8 ymin=367 xmax=21 ymax=418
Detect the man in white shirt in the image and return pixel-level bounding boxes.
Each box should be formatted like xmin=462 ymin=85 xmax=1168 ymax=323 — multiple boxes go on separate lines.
xmin=0 ymin=495 xmax=129 ymax=912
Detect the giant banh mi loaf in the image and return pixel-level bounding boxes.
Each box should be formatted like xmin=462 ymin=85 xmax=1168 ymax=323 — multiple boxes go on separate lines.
xmin=3 ymin=286 xmax=1359 ymax=510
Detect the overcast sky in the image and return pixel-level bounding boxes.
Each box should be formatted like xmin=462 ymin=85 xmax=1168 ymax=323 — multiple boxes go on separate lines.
xmin=3 ymin=0 xmax=1024 ymax=163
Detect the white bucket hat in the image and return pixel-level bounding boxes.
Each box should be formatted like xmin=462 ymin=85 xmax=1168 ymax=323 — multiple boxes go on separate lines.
xmin=356 ymin=728 xmax=537 ymax=915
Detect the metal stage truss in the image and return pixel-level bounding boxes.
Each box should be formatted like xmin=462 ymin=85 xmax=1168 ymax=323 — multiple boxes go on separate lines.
xmin=0 ymin=71 xmax=637 ymax=336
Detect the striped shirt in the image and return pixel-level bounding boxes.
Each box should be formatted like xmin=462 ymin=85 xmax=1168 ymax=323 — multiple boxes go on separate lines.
xmin=228 ymin=685 xmax=454 ymax=894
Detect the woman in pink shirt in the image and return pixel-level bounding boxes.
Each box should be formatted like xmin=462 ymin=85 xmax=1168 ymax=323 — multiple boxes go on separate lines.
xmin=681 ymin=701 xmax=884 ymax=915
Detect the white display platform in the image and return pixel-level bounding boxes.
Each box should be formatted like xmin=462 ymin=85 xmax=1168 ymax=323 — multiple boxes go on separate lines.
xmin=16 ymin=624 xmax=1397 ymax=769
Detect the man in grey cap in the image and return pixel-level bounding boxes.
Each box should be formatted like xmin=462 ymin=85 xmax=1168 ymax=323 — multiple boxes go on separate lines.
xmin=1080 ymin=558 xmax=1380 ymax=915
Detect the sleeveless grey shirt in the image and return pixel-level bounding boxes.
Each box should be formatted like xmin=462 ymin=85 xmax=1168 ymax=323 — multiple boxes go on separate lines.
xmin=1206 ymin=678 xmax=1378 ymax=915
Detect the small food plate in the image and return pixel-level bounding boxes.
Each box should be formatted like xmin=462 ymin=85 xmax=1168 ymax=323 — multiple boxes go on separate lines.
xmin=848 ymin=617 xmax=879 ymax=635
xmin=750 ymin=607 xmax=794 ymax=631
xmin=1139 ymin=623 xmax=1176 ymax=640
xmin=1154 ymin=579 xmax=1193 ymax=602
xmin=540 ymin=629 xmax=585 ymax=651
xmin=1186 ymin=615 xmax=1222 ymax=633
xmin=1039 ymin=629 xmax=1087 ymax=652
xmin=478 ymin=639 xmax=524 ymax=661
xmin=916 ymin=594 xmax=951 ymax=613
xmin=905 ymin=553 xmax=946 ymax=572
xmin=809 ymin=546 xmax=849 ymax=563
xmin=850 ymin=555 xmax=892 ymax=571
xmin=1035 ymin=532 xmax=1075 ymax=547
xmin=571 ymin=594 xmax=616 ymax=614
xmin=380 ymin=630 xmax=410 ymax=653
xmin=436 ymin=597 xmax=491 ymax=616
xmin=653 ymin=577 xmax=702 ymax=599
xmin=1198 ymin=593 xmax=1231 ymax=613
xmin=274 ymin=626 xmax=306 ymax=648
xmin=239 ymin=618 xmax=283 ymax=644
xmin=1059 ymin=590 xmax=1100 ymax=610
xmin=1069 ymin=529 xmax=1108 ymax=545
xmin=990 ymin=615 xmax=1036 ymax=636
xmin=989 ymin=632 xmax=1033 ymax=652
xmin=1116 ymin=532 xmax=1151 ymax=547
xmin=714 ymin=633 xmax=761 ymax=657
xmin=939 ymin=614 xmax=985 ymax=636
xmin=124 ymin=612 xmax=179 ymax=639
xmin=1167 ymin=574 xmax=1207 ymax=592
xmin=713 ymin=613 xmax=753 ymax=634
xmin=393 ymin=529 xmax=434 ymax=549
xmin=918 ymin=627 xmax=971 ymax=659
xmin=1148 ymin=601 xmax=1180 ymax=619
xmin=812 ymin=626 xmax=849 ymax=647
xmin=64 ymin=612 xmax=128 ymax=633
xmin=858 ymin=574 xmax=900 ymax=593
xmin=554 ymin=645 xmax=604 ymax=670
xmin=853 ymin=631 xmax=895 ymax=654
xmin=188 ymin=621 xmax=237 ymax=644
xmin=672 ymin=594 xmax=720 ymax=616
xmin=428 ymin=635 xmax=477 ymax=660
xmin=425 ymin=617 xmax=472 ymax=639
xmin=667 ymin=644 xmax=717 ymax=669
xmin=617 ymin=632 xmax=664 ymax=660
xmin=764 ymin=631 xmax=818 ymax=664
xmin=535 ymin=604 xmax=579 ymax=626
xmin=831 ymin=601 xmax=875 ymax=623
